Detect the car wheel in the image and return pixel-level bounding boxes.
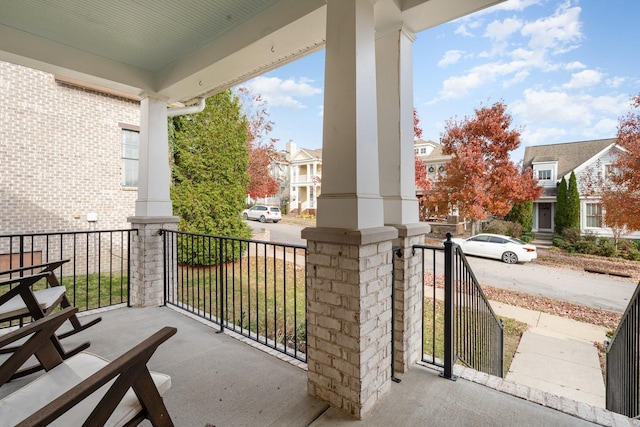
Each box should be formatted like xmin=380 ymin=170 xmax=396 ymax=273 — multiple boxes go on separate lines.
xmin=259 ymin=215 xmax=266 ymax=223
xmin=242 ymin=213 xmax=248 ymax=220
xmin=502 ymin=251 xmax=518 ymax=264
xmin=273 ymin=220 xmax=279 ymax=223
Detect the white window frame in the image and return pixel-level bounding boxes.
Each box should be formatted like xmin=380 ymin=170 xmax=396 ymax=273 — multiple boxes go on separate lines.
xmin=121 ymin=126 xmax=140 ymax=188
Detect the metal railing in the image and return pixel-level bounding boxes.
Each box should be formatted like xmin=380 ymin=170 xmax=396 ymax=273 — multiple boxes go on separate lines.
xmin=414 ymin=233 xmax=504 ymax=378
xmin=162 ymin=230 xmax=307 ymax=362
xmin=606 ymin=281 xmax=640 ymax=418
xmin=0 ymin=230 xmax=133 ymax=320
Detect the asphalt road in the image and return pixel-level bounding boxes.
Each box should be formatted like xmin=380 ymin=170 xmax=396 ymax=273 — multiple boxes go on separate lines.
xmin=244 ymin=220 xmax=637 ymax=313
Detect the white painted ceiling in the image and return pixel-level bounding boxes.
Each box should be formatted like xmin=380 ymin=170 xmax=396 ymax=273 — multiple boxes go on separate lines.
xmin=0 ymin=0 xmax=502 ymax=103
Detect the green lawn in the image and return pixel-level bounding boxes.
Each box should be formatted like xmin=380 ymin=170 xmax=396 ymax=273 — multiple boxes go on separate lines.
xmin=423 ymin=298 xmax=528 ymax=375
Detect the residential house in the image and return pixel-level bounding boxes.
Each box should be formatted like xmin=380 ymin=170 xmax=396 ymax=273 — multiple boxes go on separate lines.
xmin=414 ymin=138 xmax=451 ymax=189
xmin=287 ymin=141 xmax=321 ymax=216
xmin=0 ymin=60 xmax=140 ymax=234
xmin=523 ymin=138 xmax=639 ymax=238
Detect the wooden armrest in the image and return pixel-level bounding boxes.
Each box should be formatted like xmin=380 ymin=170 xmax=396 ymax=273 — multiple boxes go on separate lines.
xmin=0 ymin=307 xmax=79 ymax=386
xmin=0 ymin=259 xmax=70 ymax=277
xmin=17 ymin=326 xmax=177 ymax=427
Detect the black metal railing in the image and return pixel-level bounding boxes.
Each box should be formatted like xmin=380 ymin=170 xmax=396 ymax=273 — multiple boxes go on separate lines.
xmin=0 ymin=230 xmax=133 ymax=322
xmin=413 ymin=233 xmax=504 ymax=378
xmin=162 ymin=230 xmax=307 ymax=362
xmin=606 ymin=281 xmax=640 ymax=418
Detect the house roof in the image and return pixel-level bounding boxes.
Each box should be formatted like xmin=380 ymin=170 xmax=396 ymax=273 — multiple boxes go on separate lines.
xmin=291 ymin=148 xmax=322 ymax=163
xmin=523 ymin=138 xmax=616 ymax=179
xmin=414 ymin=139 xmax=451 ymax=162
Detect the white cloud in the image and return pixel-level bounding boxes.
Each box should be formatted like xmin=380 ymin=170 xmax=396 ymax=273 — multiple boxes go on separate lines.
xmin=454 ymin=19 xmax=482 ymax=37
xmin=489 ymin=0 xmax=544 ymax=13
xmin=438 ymin=50 xmax=465 ymax=67
xmin=521 ymin=2 xmax=583 ymax=54
xmin=485 ymin=17 xmax=523 ymax=41
xmin=562 ymin=69 xmax=603 ymax=89
xmin=606 ymin=76 xmax=626 ymax=88
xmin=565 ymin=61 xmax=586 ymax=70
xmin=243 ymin=76 xmax=321 ymax=109
xmin=512 ymin=89 xmax=628 ymax=132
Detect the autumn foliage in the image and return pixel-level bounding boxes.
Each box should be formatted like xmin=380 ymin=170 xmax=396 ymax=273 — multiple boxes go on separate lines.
xmin=237 ymin=87 xmax=280 ymax=199
xmin=581 ymin=93 xmax=640 ymax=238
xmin=422 ymin=102 xmax=541 ymax=227
xmin=413 ymin=108 xmax=432 ymax=194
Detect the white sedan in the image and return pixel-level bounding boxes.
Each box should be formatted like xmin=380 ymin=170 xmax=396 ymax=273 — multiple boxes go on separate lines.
xmin=449 ymin=233 xmax=537 ymax=264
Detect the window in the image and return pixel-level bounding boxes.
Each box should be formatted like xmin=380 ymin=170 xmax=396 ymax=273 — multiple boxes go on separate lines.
xmin=121 ymin=129 xmax=139 ymax=187
xmin=586 ymin=203 xmax=603 ymax=228
xmin=538 ymin=170 xmax=552 ymax=181
xmin=420 ymin=147 xmax=427 ymax=154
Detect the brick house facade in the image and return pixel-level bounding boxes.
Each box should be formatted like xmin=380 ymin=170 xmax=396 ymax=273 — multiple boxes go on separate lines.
xmin=0 ymin=61 xmax=140 ymax=234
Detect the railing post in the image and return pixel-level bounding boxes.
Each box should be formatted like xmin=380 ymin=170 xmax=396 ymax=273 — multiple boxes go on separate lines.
xmin=442 ymin=232 xmax=457 ymax=380
xmin=217 ymin=237 xmax=225 ymax=333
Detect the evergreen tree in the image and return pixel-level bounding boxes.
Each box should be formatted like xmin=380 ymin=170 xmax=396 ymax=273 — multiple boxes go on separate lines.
xmin=170 ymin=90 xmax=252 ymax=244
xmin=567 ymin=171 xmax=581 ymax=229
xmin=506 ymin=201 xmax=533 ymax=232
xmin=554 ymin=177 xmax=568 ymax=235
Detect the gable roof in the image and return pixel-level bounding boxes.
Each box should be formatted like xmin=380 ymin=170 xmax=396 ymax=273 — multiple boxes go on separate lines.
xmin=523 ymin=138 xmax=616 ymax=179
xmin=290 ymin=148 xmax=322 ymax=163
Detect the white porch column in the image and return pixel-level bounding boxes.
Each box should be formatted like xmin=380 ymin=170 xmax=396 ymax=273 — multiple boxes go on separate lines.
xmin=128 ymin=96 xmax=179 ymax=307
xmin=376 ymin=25 xmax=419 ymax=226
xmin=376 ymin=26 xmax=430 ymax=372
xmin=302 ymin=0 xmax=397 ymax=419
xmin=315 ymin=0 xmax=383 ymax=230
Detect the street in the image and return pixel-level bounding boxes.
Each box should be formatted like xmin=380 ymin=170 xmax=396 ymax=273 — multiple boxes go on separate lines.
xmin=245 ymin=220 xmax=637 ymax=313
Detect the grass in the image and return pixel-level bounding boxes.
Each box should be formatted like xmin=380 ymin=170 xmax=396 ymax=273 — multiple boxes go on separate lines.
xmin=0 ymin=271 xmax=128 ymax=328
xmin=423 ymin=298 xmax=528 ymax=375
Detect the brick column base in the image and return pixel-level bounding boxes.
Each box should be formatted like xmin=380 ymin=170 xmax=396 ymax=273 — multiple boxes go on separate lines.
xmin=301 ymin=226 xmax=398 ymax=419
xmin=127 ymin=216 xmax=179 ymax=307
xmin=391 ymin=223 xmax=430 ymax=373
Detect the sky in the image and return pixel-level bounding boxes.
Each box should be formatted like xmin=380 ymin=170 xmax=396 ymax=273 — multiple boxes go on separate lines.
xmin=239 ymin=0 xmax=640 ymax=162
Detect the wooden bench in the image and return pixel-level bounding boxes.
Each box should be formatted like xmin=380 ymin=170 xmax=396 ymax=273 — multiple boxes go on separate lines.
xmin=0 ymin=307 xmax=176 ymax=426
xmin=0 ymin=260 xmax=101 ymax=339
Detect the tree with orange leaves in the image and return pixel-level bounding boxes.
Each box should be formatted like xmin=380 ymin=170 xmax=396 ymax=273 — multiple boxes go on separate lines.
xmin=237 ymin=87 xmax=280 ymax=200
xmin=424 ymin=101 xmax=541 ymax=234
xmin=581 ymin=94 xmax=640 ymax=241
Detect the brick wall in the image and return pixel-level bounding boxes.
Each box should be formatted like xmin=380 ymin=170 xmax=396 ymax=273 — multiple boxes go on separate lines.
xmin=0 ymin=61 xmax=140 ymax=235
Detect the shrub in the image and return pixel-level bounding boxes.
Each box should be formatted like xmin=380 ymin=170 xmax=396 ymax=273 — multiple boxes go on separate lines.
xmin=520 ymin=232 xmax=535 ymax=243
xmin=484 ymin=220 xmax=523 ymax=238
xmin=596 ymin=238 xmax=618 ymax=258
xmin=561 ymin=228 xmax=581 ymax=245
xmin=574 ymin=239 xmax=597 ymax=255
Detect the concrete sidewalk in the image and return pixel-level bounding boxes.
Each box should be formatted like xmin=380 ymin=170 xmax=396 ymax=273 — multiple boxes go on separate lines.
xmin=492 ymin=301 xmax=608 ymax=408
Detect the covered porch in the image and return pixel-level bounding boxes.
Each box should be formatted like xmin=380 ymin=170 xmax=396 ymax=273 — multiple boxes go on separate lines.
xmin=1 ymin=305 xmax=602 ymax=426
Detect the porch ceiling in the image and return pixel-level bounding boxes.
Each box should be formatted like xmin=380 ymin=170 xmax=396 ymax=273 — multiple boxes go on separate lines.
xmin=0 ymin=0 xmax=503 ymax=104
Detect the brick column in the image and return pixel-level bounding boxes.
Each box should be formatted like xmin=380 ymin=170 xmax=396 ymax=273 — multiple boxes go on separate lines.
xmin=391 ymin=223 xmax=430 ymax=373
xmin=128 ymin=216 xmax=179 ymax=307
xmin=302 ymin=226 xmax=398 ymax=419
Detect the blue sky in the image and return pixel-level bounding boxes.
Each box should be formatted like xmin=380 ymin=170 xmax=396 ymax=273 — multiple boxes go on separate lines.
xmin=240 ymin=0 xmax=640 ymax=162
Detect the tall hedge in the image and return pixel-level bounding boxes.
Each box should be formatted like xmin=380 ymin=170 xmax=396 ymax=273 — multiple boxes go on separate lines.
xmin=170 ymin=90 xmax=252 ymax=264
xmin=567 ymin=171 xmax=581 ymax=229
xmin=506 ymin=200 xmax=533 ymax=232
xmin=554 ymin=177 xmax=568 ymax=235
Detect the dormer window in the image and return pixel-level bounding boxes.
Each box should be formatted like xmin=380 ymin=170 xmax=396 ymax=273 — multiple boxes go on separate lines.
xmin=538 ymin=170 xmax=552 ymax=181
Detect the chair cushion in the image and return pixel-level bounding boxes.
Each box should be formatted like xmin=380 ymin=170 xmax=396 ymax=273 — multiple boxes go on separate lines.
xmin=0 ymin=352 xmax=171 ymax=426
xmin=0 ymin=286 xmax=66 ymax=319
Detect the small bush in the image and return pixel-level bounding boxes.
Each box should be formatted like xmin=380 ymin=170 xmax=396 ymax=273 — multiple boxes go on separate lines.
xmin=596 ymin=238 xmax=618 ymax=258
xmin=484 ymin=220 xmax=522 ymax=238
xmin=574 ymin=239 xmax=597 ymax=255
xmin=520 ymin=232 xmax=535 ymax=243
xmin=561 ymin=228 xmax=581 ymax=245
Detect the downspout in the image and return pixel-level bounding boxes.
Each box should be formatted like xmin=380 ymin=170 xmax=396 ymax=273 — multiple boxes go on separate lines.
xmin=167 ymin=97 xmax=206 ymax=117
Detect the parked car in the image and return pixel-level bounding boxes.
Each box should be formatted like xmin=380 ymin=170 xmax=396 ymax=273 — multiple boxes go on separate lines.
xmin=242 ymin=205 xmax=282 ymax=223
xmin=448 ymin=233 xmax=537 ymax=264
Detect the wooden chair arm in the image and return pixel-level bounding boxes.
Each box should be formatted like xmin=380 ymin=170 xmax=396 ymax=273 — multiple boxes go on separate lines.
xmin=17 ymin=326 xmax=177 ymax=427
xmin=0 ymin=307 xmax=79 ymax=386
xmin=0 ymin=272 xmax=51 ymax=307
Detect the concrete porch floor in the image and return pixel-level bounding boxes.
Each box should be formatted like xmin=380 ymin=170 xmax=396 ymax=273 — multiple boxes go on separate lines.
xmin=2 ymin=306 xmax=636 ymax=426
